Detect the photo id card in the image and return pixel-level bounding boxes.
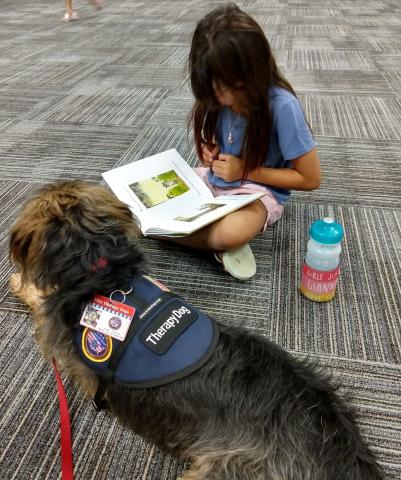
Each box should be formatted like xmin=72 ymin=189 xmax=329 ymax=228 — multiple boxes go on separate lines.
xmin=80 ymin=294 xmax=135 ymax=342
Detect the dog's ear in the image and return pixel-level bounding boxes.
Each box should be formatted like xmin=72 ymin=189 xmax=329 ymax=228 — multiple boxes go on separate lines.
xmin=10 ymin=192 xmax=52 ymax=286
xmin=10 ymin=181 xmax=144 ymax=291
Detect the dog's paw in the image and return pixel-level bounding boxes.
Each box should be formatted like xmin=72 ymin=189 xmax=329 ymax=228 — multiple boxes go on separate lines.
xmin=9 ymin=272 xmax=22 ymax=295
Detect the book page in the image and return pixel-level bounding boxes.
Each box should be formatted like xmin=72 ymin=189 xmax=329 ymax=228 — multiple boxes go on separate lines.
xmin=146 ymin=192 xmax=265 ymax=236
xmin=102 ymin=150 xmax=213 ymax=229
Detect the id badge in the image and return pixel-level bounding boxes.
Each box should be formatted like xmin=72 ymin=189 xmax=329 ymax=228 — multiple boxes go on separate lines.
xmin=80 ymin=294 xmax=135 ymax=341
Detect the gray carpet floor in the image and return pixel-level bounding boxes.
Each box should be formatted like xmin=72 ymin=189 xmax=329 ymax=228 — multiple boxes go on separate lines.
xmin=1 ymin=0 xmax=401 ymax=478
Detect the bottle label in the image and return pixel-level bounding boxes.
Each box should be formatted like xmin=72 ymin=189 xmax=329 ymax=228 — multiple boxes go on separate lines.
xmin=300 ymin=263 xmax=340 ymax=302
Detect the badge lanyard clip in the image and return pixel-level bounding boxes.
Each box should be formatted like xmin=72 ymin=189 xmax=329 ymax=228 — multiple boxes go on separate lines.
xmin=109 ymin=285 xmax=133 ymax=305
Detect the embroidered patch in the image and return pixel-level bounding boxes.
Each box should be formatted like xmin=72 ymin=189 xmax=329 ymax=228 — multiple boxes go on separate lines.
xmin=140 ymin=300 xmax=197 ymax=355
xmin=82 ymin=328 xmax=113 ymax=363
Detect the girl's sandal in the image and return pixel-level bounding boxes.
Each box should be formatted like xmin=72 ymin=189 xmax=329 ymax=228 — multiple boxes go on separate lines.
xmin=214 ymin=243 xmax=256 ymax=280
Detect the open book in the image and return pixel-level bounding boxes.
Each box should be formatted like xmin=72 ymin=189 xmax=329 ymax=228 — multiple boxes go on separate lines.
xmin=102 ymin=149 xmax=265 ymax=237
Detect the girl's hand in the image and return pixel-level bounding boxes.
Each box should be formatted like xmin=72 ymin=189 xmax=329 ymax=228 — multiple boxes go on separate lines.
xmin=200 ymin=143 xmax=219 ymax=167
xmin=212 ymin=154 xmax=244 ymax=182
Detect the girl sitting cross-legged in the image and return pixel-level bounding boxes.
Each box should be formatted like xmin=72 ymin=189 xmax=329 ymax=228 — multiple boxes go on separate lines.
xmin=157 ymin=3 xmax=321 ymax=280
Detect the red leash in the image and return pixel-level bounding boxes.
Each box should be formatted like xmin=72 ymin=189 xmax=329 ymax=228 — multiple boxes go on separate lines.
xmin=52 ymin=358 xmax=74 ymax=480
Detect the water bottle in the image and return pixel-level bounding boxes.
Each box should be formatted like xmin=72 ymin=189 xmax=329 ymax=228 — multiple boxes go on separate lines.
xmin=300 ymin=217 xmax=344 ymax=302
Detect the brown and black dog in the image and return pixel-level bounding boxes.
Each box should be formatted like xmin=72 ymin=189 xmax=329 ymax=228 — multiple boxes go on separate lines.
xmin=9 ymin=181 xmax=382 ymax=480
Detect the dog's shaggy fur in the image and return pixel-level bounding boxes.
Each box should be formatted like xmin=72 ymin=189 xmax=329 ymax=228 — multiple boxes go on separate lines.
xmin=9 ymin=181 xmax=383 ymax=480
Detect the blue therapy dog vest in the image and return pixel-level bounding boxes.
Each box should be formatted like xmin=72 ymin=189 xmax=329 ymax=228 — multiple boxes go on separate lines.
xmin=75 ymin=276 xmax=219 ymax=405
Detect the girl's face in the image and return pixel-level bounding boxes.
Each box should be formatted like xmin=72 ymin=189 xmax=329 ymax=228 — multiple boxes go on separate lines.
xmin=212 ymin=81 xmax=247 ymax=113
xmin=213 ymin=82 xmax=235 ymax=106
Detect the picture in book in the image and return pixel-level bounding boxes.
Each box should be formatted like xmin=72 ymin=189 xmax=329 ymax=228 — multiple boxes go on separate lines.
xmin=129 ymin=170 xmax=190 ymax=208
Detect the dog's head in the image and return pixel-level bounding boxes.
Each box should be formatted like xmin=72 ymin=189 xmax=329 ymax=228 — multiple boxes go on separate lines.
xmin=10 ymin=180 xmax=144 ymax=293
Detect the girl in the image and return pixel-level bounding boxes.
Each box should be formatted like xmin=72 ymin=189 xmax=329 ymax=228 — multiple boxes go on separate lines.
xmin=162 ymin=3 xmax=321 ymax=280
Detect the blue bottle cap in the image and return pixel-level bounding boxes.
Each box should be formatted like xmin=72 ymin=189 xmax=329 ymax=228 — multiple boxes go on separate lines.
xmin=310 ymin=217 xmax=344 ymax=244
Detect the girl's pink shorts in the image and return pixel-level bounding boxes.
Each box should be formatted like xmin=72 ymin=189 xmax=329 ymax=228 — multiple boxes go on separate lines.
xmin=194 ymin=167 xmax=284 ymax=232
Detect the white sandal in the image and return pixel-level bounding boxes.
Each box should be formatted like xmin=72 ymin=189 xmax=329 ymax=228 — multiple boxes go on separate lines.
xmin=214 ymin=243 xmax=256 ymax=280
xmin=61 ymin=11 xmax=78 ymax=22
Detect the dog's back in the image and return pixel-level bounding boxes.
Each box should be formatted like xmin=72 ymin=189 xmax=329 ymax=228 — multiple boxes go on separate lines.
xmin=106 ymin=325 xmax=383 ymax=480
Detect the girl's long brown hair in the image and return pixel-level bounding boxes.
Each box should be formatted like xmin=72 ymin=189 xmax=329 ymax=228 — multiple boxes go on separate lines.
xmin=189 ymin=3 xmax=296 ymax=180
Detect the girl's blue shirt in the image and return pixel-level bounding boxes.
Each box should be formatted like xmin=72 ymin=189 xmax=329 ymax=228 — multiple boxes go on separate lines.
xmin=209 ymin=86 xmax=316 ymax=204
